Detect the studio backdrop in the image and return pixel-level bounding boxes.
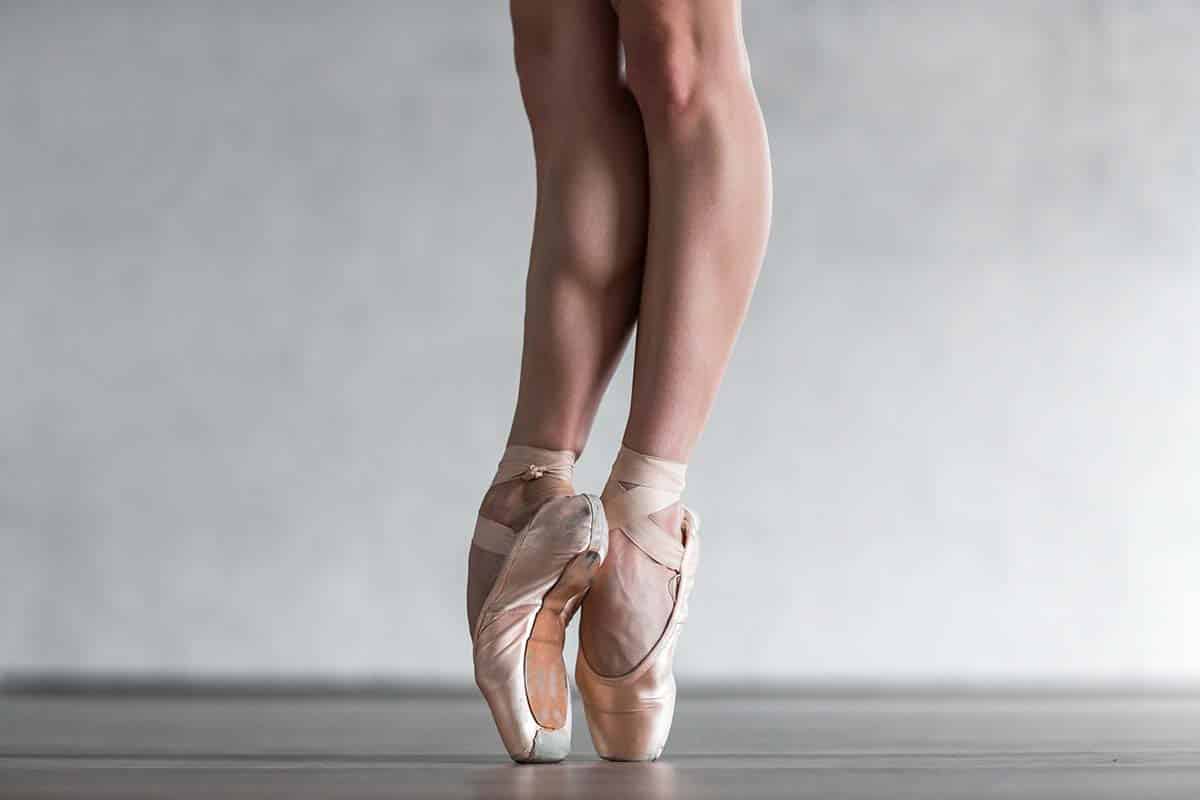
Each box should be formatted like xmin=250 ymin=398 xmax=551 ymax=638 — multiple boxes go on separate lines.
xmin=2 ymin=1 xmax=1197 ymax=685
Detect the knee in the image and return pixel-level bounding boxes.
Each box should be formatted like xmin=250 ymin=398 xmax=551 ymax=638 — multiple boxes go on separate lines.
xmin=619 ymin=2 xmax=746 ymax=128
xmin=511 ymin=6 xmax=584 ymax=127
xmin=511 ymin=4 xmax=555 ymax=84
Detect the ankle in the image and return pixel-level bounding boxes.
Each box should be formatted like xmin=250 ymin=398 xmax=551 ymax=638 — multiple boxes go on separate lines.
xmin=617 ymin=431 xmax=691 ymax=465
xmin=478 ymin=444 xmax=578 ymax=531
xmin=649 ymin=502 xmax=685 ymax=543
xmin=602 ymin=446 xmax=688 ymax=542
xmin=480 ymin=478 xmax=574 ymax=531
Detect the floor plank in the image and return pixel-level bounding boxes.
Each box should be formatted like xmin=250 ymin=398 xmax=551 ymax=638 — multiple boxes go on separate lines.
xmin=3 ymin=693 xmax=1199 ymax=798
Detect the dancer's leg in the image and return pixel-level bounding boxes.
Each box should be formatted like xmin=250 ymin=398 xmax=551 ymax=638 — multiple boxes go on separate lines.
xmin=619 ymin=0 xmax=771 ymax=464
xmin=582 ymin=0 xmax=771 ymax=677
xmin=469 ymin=0 xmax=649 ymax=634
xmin=505 ymin=0 xmax=649 ymax=458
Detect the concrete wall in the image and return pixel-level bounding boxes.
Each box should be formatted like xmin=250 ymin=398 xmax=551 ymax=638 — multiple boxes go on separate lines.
xmin=2 ymin=1 xmax=1197 ymax=683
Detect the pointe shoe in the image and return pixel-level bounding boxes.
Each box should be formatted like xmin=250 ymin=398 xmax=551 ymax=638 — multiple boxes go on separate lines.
xmin=469 ymin=448 xmax=608 ymax=763
xmin=576 ymin=448 xmax=700 ymax=762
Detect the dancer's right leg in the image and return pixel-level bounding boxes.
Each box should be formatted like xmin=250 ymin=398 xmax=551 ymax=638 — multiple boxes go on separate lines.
xmin=504 ymin=0 xmax=649 ymax=460
xmin=466 ymin=0 xmax=649 ymax=763
xmin=469 ymin=0 xmax=649 ymax=637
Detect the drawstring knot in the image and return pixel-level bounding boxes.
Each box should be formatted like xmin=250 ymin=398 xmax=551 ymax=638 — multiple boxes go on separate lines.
xmin=492 ymin=448 xmax=575 ymax=485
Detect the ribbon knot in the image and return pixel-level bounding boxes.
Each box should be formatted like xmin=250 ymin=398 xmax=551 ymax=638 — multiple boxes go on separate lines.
xmin=522 ymin=464 xmax=546 ymax=481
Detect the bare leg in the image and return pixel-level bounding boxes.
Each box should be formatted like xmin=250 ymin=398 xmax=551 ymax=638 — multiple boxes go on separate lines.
xmin=469 ymin=0 xmax=650 ymax=633
xmin=620 ymin=0 xmax=771 ymax=463
xmin=582 ymin=0 xmax=772 ymax=676
xmin=505 ymin=0 xmax=649 ymax=457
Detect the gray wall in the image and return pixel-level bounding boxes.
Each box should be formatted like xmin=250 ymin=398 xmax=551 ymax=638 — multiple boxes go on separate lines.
xmin=2 ymin=2 xmax=1197 ymax=684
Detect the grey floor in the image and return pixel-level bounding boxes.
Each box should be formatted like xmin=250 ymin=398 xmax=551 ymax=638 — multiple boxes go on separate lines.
xmin=2 ymin=690 xmax=1199 ymax=798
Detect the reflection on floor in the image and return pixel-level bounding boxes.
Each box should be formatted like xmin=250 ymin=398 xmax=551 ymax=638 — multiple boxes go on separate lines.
xmin=3 ymin=689 xmax=1200 ymax=798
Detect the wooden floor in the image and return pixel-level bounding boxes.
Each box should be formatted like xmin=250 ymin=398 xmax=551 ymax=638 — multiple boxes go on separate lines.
xmin=3 ymin=690 xmax=1199 ymax=798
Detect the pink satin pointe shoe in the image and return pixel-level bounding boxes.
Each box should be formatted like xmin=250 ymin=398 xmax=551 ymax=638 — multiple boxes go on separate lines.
xmin=468 ymin=446 xmax=609 ymax=763
xmin=576 ymin=447 xmax=700 ymax=761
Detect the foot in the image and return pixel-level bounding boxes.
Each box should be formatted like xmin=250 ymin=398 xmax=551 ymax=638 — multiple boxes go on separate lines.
xmin=579 ymin=497 xmax=683 ymax=676
xmin=467 ymin=470 xmax=574 ymax=636
xmin=466 ymin=445 xmax=609 ymax=763
xmin=576 ymin=446 xmax=700 ymax=761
